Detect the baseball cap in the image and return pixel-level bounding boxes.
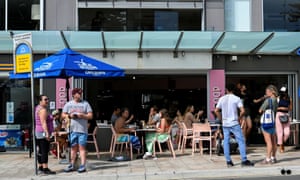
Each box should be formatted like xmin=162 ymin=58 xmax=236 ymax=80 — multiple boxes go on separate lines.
xmin=72 ymin=88 xmax=83 ymax=95
xmin=280 ymin=86 xmax=287 ymax=92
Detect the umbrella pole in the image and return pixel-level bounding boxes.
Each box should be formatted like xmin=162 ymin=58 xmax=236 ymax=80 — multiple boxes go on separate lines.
xmin=60 ymin=78 xmax=72 ymax=165
xmin=66 ymin=78 xmax=71 ymax=164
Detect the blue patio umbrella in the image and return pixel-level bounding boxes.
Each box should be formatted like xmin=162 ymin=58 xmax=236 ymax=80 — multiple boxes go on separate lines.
xmin=10 ymin=48 xmax=125 ymax=100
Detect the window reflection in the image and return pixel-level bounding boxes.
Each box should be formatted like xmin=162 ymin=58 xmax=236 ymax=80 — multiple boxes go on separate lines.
xmin=79 ymin=8 xmax=201 ymax=31
xmin=7 ymin=0 xmax=40 ymax=30
xmin=264 ymin=0 xmax=300 ymax=31
xmin=0 ymin=0 xmax=4 ymax=30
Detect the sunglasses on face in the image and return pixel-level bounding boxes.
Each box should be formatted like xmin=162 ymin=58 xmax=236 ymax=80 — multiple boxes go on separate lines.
xmin=43 ymin=98 xmax=49 ymax=101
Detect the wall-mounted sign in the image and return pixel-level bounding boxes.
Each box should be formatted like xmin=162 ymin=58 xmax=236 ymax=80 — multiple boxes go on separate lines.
xmin=6 ymin=102 xmax=14 ymax=124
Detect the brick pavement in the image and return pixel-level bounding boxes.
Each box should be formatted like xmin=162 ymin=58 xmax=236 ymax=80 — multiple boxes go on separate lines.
xmin=0 ymin=145 xmax=300 ymax=180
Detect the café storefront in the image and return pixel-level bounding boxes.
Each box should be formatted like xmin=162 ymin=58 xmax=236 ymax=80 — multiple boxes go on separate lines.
xmin=0 ymin=31 xmax=300 ymax=148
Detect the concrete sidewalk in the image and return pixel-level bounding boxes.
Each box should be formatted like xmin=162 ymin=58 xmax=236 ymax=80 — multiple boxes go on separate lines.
xmin=0 ymin=145 xmax=300 ymax=180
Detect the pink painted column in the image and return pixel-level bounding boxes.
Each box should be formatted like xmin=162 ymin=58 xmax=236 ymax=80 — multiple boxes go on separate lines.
xmin=208 ymin=69 xmax=225 ymax=121
xmin=56 ymin=78 xmax=72 ymax=109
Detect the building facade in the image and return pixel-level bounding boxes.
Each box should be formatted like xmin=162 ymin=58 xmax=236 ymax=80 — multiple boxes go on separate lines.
xmin=1 ymin=0 xmax=300 ymax=147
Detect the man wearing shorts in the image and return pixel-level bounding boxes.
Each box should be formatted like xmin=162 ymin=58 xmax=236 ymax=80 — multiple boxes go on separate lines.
xmin=62 ymin=88 xmax=93 ymax=173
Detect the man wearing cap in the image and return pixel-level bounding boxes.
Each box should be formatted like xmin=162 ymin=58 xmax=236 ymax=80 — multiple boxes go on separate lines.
xmin=62 ymin=88 xmax=93 ymax=173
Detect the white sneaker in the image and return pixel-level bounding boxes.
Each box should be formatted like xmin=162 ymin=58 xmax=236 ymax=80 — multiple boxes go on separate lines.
xmin=143 ymin=152 xmax=152 ymax=159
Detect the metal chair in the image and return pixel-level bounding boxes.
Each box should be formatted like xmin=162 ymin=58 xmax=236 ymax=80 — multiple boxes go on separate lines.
xmin=110 ymin=125 xmax=133 ymax=160
xmin=180 ymin=122 xmax=193 ymax=153
xmin=153 ymin=125 xmax=176 ymax=159
xmin=192 ymin=123 xmax=213 ymax=157
xmin=87 ymin=126 xmax=100 ymax=159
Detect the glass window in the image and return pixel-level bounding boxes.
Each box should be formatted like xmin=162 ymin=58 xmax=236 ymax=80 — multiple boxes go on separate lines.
xmin=264 ymin=0 xmax=300 ymax=31
xmin=0 ymin=78 xmax=32 ymax=127
xmin=78 ymin=8 xmax=201 ymax=31
xmin=0 ymin=0 xmax=4 ymax=30
xmin=7 ymin=0 xmax=40 ymax=30
xmin=225 ymin=0 xmax=250 ymax=31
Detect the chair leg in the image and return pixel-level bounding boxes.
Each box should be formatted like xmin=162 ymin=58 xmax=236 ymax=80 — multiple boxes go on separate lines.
xmin=93 ymin=138 xmax=100 ymax=159
xmin=192 ymin=139 xmax=195 ymax=156
xmin=153 ymin=141 xmax=156 ymax=157
xmin=109 ymin=136 xmax=114 ymax=153
xmin=209 ymin=140 xmax=212 ymax=158
xmin=158 ymin=142 xmax=162 ymax=153
xmin=57 ymin=142 xmax=60 ymax=160
xmin=177 ymin=134 xmax=182 ymax=151
xmin=168 ymin=139 xmax=176 ymax=159
xmin=111 ymin=140 xmax=116 ymax=158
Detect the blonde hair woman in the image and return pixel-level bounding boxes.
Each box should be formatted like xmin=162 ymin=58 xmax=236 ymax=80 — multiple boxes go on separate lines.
xmin=259 ymin=85 xmax=278 ymax=164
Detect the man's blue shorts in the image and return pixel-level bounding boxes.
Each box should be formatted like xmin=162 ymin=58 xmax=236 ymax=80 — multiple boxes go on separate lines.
xmin=69 ymin=132 xmax=88 ymax=147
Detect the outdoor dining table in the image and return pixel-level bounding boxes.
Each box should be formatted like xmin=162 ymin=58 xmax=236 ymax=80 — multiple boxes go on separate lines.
xmin=134 ymin=128 xmax=157 ymax=154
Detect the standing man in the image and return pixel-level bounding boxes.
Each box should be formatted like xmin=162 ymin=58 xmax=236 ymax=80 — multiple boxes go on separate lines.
xmin=214 ymin=84 xmax=254 ymax=167
xmin=62 ymin=88 xmax=93 ymax=173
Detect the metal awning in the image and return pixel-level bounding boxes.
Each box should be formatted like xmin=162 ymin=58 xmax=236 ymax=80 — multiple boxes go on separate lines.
xmin=1 ymin=31 xmax=300 ymax=55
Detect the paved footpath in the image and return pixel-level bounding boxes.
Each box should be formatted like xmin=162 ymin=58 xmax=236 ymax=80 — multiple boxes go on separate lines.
xmin=0 ymin=145 xmax=300 ymax=180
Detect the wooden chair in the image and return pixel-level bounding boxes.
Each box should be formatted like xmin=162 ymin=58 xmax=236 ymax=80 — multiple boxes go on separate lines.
xmin=50 ymin=131 xmax=68 ymax=160
xmin=110 ymin=125 xmax=133 ymax=160
xmin=153 ymin=125 xmax=176 ymax=159
xmin=174 ymin=121 xmax=183 ymax=151
xmin=180 ymin=122 xmax=193 ymax=153
xmin=87 ymin=126 xmax=100 ymax=159
xmin=50 ymin=135 xmax=61 ymax=160
xmin=192 ymin=123 xmax=213 ymax=157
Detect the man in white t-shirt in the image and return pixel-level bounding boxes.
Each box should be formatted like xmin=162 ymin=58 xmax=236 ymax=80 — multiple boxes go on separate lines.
xmin=214 ymin=84 xmax=254 ymax=168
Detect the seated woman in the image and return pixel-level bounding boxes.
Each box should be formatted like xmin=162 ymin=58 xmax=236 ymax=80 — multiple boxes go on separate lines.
xmin=143 ymin=109 xmax=172 ymax=159
xmin=183 ymin=105 xmax=203 ymax=129
xmin=114 ymin=108 xmax=141 ymax=151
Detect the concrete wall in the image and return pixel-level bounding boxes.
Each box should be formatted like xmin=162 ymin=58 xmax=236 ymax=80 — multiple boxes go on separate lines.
xmin=45 ymin=0 xmax=77 ymax=30
xmin=213 ymin=55 xmax=300 ymax=72
xmin=206 ymin=0 xmax=224 ymax=31
xmin=251 ymin=0 xmax=263 ymax=31
xmin=82 ymin=51 xmax=212 ymax=74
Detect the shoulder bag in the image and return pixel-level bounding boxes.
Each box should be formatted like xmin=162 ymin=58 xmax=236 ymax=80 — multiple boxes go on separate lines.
xmin=260 ymin=98 xmax=275 ymax=129
xmin=279 ymin=114 xmax=289 ymax=123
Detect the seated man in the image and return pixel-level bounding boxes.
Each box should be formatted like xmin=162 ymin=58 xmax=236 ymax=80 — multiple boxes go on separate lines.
xmin=114 ymin=108 xmax=141 ymax=151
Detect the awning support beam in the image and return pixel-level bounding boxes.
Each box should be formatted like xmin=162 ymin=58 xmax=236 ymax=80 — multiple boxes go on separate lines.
xmin=173 ymin=31 xmax=184 ymax=58
xmin=101 ymin=31 xmax=107 ymax=58
xmin=250 ymin=32 xmax=274 ymax=55
xmin=138 ymin=31 xmax=143 ymax=58
xmin=60 ymin=31 xmax=70 ymax=49
xmin=212 ymin=31 xmax=225 ymax=53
